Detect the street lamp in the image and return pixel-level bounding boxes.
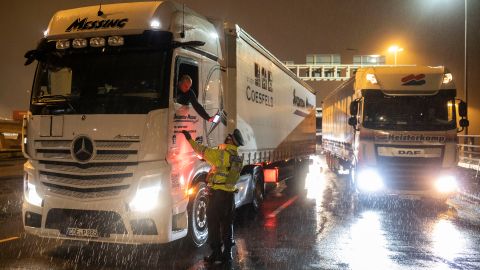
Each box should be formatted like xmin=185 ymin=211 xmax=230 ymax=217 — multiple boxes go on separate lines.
xmin=388 ymin=45 xmax=404 ymax=66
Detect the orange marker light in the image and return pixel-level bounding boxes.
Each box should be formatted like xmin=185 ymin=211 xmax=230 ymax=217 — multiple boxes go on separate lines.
xmin=187 ymin=187 xmax=195 ymax=196
xmin=264 ymin=168 xmax=279 ymax=183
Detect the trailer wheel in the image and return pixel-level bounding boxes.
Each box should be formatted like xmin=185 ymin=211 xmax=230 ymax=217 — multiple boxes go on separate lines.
xmin=187 ymin=182 xmax=209 ymax=247
xmin=251 ymin=167 xmax=265 ymax=212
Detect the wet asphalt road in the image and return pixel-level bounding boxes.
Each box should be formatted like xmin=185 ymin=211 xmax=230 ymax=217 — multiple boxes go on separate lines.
xmin=1 ymin=156 xmax=480 ymax=269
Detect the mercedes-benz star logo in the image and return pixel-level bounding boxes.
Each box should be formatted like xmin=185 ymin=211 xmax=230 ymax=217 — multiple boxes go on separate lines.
xmin=72 ymin=136 xmax=94 ymax=162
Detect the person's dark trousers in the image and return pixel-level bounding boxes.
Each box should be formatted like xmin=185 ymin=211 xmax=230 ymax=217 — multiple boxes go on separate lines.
xmin=207 ymin=189 xmax=235 ymax=261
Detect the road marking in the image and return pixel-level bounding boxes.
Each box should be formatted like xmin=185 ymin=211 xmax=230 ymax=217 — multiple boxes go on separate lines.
xmin=0 ymin=236 xmax=20 ymax=244
xmin=267 ymin=195 xmax=299 ymax=218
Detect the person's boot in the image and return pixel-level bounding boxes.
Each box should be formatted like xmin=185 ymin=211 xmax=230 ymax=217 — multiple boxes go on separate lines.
xmin=204 ymin=248 xmax=222 ymax=264
xmin=222 ymin=246 xmax=233 ymax=263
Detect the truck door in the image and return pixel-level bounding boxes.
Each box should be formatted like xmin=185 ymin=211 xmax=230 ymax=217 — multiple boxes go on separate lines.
xmin=170 ymin=55 xmax=204 ymax=153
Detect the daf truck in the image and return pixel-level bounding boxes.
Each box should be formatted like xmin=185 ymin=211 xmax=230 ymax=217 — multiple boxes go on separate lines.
xmin=322 ymin=66 xmax=468 ymax=201
xmin=21 ymin=1 xmax=316 ymax=245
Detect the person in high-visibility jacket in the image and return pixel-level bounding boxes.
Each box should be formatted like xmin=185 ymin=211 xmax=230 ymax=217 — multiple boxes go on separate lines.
xmin=181 ymin=129 xmax=244 ymax=264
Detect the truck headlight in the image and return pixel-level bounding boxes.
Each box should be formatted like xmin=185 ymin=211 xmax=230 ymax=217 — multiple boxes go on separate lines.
xmin=435 ymin=175 xmax=457 ymax=193
xmin=25 ymin=178 xmax=43 ymax=207
xmin=357 ymin=168 xmax=384 ymax=192
xmin=129 ymin=185 xmax=161 ymax=212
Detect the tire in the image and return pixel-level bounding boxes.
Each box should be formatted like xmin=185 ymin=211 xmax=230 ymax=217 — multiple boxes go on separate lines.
xmin=187 ymin=182 xmax=209 ymax=248
xmin=251 ymin=167 xmax=265 ymax=212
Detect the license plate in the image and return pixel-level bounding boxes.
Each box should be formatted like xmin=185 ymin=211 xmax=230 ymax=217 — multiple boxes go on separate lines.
xmin=66 ymin=227 xmax=99 ymax=238
xmin=400 ymin=195 xmax=421 ymax=200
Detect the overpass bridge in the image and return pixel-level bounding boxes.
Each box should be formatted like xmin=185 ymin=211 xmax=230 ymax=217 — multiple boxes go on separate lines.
xmin=284 ymin=64 xmax=413 ymax=81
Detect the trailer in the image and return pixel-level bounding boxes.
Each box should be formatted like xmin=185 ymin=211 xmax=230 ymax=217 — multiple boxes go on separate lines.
xmin=22 ymin=1 xmax=316 ymax=246
xmin=322 ymin=66 xmax=468 ymax=201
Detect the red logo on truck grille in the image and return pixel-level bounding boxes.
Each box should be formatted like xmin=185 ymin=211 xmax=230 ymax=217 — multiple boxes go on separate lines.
xmin=401 ymin=74 xmax=426 ymax=85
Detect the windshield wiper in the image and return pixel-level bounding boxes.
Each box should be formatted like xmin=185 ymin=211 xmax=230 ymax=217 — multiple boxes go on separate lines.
xmin=33 ymin=95 xmax=77 ymax=113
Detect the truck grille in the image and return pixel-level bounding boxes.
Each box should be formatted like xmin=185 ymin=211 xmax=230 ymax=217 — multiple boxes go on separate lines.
xmin=42 ymin=161 xmax=132 ymax=174
xmin=376 ymin=146 xmax=444 ymax=191
xmin=35 ymin=139 xmax=139 ymax=199
xmin=40 ymin=171 xmax=131 ymax=187
xmin=35 ymin=140 xmax=138 ymax=162
xmin=43 ymin=183 xmax=128 ymax=199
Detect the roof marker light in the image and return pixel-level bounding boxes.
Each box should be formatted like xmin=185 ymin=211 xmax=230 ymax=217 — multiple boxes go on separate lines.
xmin=108 ymin=36 xmax=124 ymax=46
xmin=90 ymin=37 xmax=106 ymax=47
xmin=55 ymin=40 xmax=70 ymax=50
xmin=72 ymin=38 xmax=88 ymax=48
xmin=366 ymin=73 xmax=378 ymax=84
xmin=210 ymin=31 xmax=219 ymax=39
xmin=150 ymin=20 xmax=161 ymax=29
xmin=443 ymin=73 xmax=453 ymax=84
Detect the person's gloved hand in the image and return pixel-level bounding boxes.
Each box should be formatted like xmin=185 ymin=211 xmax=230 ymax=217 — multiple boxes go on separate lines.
xmin=181 ymin=130 xmax=192 ymax=140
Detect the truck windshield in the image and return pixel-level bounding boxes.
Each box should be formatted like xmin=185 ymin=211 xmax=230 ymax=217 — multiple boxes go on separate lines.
xmin=31 ymin=50 xmax=170 ymax=115
xmin=362 ymin=90 xmax=456 ymax=131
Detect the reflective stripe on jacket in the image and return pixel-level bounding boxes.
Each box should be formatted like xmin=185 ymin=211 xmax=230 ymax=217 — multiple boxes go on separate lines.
xmin=187 ymin=139 xmax=242 ymax=192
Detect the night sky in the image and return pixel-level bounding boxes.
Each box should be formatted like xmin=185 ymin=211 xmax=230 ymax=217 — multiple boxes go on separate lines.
xmin=1 ymin=0 xmax=478 ymax=130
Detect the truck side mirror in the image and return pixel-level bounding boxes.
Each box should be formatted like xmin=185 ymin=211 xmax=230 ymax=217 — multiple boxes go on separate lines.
xmin=350 ymin=100 xmax=358 ymax=116
xmin=459 ymin=118 xmax=469 ymax=128
xmin=348 ymin=116 xmax=358 ymax=127
xmin=458 ymin=101 xmax=467 ymax=117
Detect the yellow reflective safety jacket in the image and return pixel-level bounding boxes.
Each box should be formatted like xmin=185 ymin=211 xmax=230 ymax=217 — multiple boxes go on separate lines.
xmin=187 ymin=139 xmax=243 ymax=192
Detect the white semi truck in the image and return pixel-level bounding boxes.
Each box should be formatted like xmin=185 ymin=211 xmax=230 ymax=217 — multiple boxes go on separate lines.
xmin=21 ymin=1 xmax=316 ymax=245
xmin=322 ymin=66 xmax=468 ymax=200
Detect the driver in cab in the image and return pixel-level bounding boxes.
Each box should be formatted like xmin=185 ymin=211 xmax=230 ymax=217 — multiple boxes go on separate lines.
xmin=177 ymin=74 xmax=214 ymax=122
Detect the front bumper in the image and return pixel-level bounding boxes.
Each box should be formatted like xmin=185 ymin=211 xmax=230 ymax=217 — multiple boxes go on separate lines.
xmin=355 ymin=166 xmax=458 ymax=199
xmin=23 ymin=194 xmax=189 ymax=244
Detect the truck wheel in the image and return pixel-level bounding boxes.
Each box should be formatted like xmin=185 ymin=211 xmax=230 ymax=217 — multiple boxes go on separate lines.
xmin=251 ymin=167 xmax=265 ymax=212
xmin=187 ymin=182 xmax=208 ymax=247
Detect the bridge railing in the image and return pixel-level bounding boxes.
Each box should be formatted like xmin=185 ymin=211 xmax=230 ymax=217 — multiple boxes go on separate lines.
xmin=458 ymin=135 xmax=480 ymax=175
xmin=284 ymin=64 xmax=415 ymax=81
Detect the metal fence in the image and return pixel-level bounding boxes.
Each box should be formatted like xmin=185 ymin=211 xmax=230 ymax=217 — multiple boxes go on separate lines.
xmin=458 ymin=135 xmax=480 ymax=177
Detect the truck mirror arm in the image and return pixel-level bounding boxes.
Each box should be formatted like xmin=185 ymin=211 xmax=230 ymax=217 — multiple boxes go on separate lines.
xmin=349 ymin=98 xmax=362 ymax=116
xmin=456 ymin=99 xmax=468 ymax=118
xmin=24 ymin=49 xmax=45 ymax=66
xmin=457 ymin=118 xmax=469 ymax=133
xmin=348 ymin=116 xmax=359 ymax=131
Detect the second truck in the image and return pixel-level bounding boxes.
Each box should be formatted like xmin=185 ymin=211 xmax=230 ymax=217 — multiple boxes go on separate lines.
xmin=322 ymin=66 xmax=468 ymax=201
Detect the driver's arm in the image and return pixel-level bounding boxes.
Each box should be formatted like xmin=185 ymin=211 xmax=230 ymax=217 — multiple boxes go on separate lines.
xmin=188 ymin=91 xmax=211 ymax=121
